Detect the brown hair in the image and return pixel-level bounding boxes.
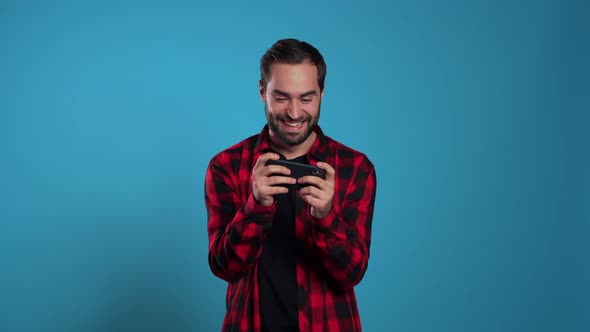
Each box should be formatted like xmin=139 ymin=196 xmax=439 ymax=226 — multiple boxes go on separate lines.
xmin=260 ymin=38 xmax=327 ymax=92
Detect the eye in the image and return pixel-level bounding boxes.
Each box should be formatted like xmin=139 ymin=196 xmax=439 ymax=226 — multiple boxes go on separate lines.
xmin=274 ymin=96 xmax=287 ymax=103
xmin=301 ymin=98 xmax=313 ymax=104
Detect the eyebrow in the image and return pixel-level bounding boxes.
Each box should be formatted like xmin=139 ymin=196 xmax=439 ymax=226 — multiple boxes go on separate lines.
xmin=272 ymin=89 xmax=318 ymax=98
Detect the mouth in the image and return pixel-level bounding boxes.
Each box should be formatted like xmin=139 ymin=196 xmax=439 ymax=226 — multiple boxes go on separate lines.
xmin=280 ymin=119 xmax=305 ymax=132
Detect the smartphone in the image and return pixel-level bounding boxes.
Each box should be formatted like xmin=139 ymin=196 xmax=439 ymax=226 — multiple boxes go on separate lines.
xmin=266 ymin=159 xmax=326 ymax=189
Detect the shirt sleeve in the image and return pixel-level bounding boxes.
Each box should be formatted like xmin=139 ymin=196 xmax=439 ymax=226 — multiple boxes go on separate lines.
xmin=306 ymin=155 xmax=377 ymax=290
xmin=205 ymin=153 xmax=276 ymax=282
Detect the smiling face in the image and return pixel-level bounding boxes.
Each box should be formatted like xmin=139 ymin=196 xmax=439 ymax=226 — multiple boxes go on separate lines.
xmin=260 ymin=61 xmax=323 ymax=150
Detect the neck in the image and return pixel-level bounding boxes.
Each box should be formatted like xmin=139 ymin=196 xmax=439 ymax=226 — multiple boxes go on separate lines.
xmin=269 ymin=132 xmax=317 ymax=160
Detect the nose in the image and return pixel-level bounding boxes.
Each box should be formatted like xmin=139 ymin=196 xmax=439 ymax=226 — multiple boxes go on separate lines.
xmin=286 ymin=101 xmax=303 ymax=119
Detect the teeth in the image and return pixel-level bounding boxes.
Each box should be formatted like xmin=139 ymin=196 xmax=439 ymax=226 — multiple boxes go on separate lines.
xmin=285 ymin=121 xmax=302 ymax=127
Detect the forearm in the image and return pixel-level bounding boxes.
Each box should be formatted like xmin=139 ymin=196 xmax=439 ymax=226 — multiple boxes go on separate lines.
xmin=208 ymin=193 xmax=275 ymax=282
xmin=305 ymin=160 xmax=376 ymax=290
xmin=306 ymin=208 xmax=371 ymax=290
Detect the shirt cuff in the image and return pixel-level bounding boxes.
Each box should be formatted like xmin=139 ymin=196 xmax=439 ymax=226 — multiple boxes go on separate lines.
xmin=243 ymin=192 xmax=276 ymax=217
xmin=308 ymin=206 xmax=338 ymax=230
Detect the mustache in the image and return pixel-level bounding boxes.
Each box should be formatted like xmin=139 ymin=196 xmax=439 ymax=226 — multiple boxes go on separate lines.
xmin=277 ymin=114 xmax=311 ymax=122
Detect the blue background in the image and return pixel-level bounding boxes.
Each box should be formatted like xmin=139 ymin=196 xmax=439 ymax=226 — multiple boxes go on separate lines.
xmin=1 ymin=0 xmax=588 ymax=331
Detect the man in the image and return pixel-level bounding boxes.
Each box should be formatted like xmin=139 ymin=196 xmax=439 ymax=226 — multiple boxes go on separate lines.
xmin=205 ymin=38 xmax=377 ymax=332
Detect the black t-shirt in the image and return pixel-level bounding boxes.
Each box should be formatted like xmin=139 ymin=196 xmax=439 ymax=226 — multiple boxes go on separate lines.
xmin=258 ymin=154 xmax=306 ymax=332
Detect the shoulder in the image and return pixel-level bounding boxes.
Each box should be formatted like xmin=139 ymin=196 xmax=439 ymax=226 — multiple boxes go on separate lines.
xmin=323 ymin=134 xmax=375 ymax=172
xmin=208 ymin=133 xmax=259 ymax=169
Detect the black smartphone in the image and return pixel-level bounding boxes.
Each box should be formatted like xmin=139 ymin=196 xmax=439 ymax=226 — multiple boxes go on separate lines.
xmin=266 ymin=159 xmax=326 ymax=189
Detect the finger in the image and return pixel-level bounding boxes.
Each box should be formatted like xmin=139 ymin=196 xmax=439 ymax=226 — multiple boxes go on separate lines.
xmin=261 ymin=152 xmax=281 ymax=162
xmin=297 ymin=175 xmax=324 ymax=190
xmin=264 ymin=165 xmax=291 ymax=177
xmin=254 ymin=152 xmax=281 ymax=170
xmin=298 ymin=184 xmax=324 ymax=199
xmin=316 ymin=161 xmax=335 ymax=183
xmin=267 ymin=175 xmax=297 ymax=186
xmin=299 ymin=192 xmax=321 ymax=206
xmin=265 ymin=185 xmax=290 ymax=196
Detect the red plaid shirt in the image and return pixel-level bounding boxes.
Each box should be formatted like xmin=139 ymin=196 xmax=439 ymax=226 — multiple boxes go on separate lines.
xmin=205 ymin=125 xmax=377 ymax=332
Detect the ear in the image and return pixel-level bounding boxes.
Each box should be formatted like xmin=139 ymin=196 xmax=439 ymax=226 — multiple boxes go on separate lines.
xmin=259 ymin=80 xmax=266 ymax=102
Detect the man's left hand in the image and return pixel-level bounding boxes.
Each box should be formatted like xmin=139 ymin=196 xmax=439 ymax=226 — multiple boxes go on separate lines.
xmin=298 ymin=161 xmax=335 ymax=219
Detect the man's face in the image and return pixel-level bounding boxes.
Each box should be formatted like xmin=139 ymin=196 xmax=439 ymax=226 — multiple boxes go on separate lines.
xmin=260 ymin=61 xmax=323 ymax=147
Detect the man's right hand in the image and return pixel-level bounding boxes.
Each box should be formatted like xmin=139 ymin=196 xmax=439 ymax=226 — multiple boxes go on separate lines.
xmin=252 ymin=153 xmax=296 ymax=206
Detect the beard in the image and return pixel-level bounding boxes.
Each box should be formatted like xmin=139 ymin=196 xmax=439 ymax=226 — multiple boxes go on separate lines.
xmin=265 ymin=103 xmax=321 ymax=147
